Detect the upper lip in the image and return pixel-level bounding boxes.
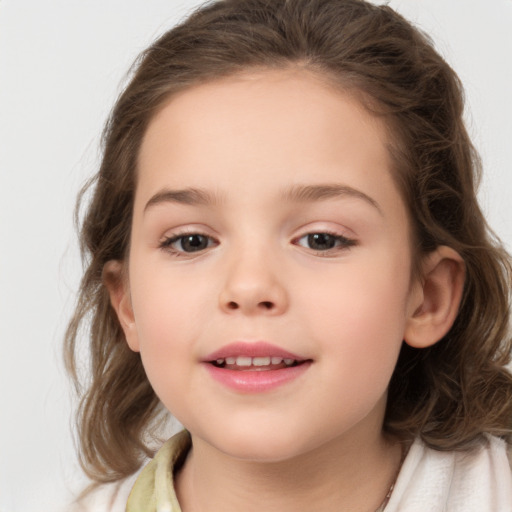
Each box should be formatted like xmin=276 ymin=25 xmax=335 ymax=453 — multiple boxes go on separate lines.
xmin=203 ymin=341 xmax=306 ymax=362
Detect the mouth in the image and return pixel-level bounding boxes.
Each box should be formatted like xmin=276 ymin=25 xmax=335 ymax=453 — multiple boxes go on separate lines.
xmin=203 ymin=341 xmax=311 ymax=392
xmin=210 ymin=356 xmax=305 ymax=371
xmin=204 ymin=341 xmax=310 ymax=371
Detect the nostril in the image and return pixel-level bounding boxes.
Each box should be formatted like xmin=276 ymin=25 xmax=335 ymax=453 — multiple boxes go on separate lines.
xmin=227 ymin=301 xmax=239 ymax=310
xmin=260 ymin=301 xmax=274 ymax=310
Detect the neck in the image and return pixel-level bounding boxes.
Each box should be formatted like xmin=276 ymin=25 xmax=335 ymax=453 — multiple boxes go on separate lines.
xmin=175 ymin=428 xmax=402 ymax=512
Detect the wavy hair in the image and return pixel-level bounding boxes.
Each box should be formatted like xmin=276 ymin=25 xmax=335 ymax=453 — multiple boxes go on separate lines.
xmin=65 ymin=0 xmax=512 ymax=484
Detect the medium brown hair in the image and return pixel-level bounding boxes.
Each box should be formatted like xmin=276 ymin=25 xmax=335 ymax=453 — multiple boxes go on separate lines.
xmin=65 ymin=0 xmax=512 ymax=484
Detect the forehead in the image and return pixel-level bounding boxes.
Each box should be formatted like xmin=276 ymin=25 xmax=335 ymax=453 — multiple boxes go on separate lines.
xmin=136 ymin=68 xmax=399 ymax=210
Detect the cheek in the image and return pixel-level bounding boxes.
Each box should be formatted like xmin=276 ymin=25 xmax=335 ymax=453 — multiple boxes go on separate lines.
xmin=299 ymin=254 xmax=410 ymax=383
xmin=128 ymin=265 xmax=210 ymax=397
xmin=131 ymin=258 xmax=208 ymax=338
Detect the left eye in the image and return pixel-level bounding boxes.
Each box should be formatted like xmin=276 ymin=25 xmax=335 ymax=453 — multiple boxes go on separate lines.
xmin=161 ymin=233 xmax=216 ymax=253
xmin=296 ymin=233 xmax=355 ymax=251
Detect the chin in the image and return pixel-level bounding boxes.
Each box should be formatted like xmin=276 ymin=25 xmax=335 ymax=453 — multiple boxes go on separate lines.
xmin=201 ymin=423 xmax=321 ymax=463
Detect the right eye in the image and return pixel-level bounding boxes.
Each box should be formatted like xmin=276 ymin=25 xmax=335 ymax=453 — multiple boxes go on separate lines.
xmin=294 ymin=231 xmax=356 ymax=254
xmin=159 ymin=233 xmax=217 ymax=254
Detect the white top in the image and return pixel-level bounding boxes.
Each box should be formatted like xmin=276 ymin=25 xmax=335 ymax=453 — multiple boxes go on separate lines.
xmin=385 ymin=436 xmax=512 ymax=511
xmin=70 ymin=434 xmax=512 ymax=512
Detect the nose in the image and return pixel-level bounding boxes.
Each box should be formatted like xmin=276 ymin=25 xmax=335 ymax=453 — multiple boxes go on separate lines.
xmin=218 ymin=250 xmax=289 ymax=316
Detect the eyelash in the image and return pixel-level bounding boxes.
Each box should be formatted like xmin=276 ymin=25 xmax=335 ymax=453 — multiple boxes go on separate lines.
xmin=158 ymin=230 xmax=357 ymax=257
xmin=293 ymin=231 xmax=357 ymax=256
xmin=159 ymin=231 xmax=218 ymax=256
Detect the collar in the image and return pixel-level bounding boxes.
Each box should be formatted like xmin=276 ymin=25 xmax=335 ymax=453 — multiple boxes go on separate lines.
xmin=126 ymin=430 xmax=190 ymax=512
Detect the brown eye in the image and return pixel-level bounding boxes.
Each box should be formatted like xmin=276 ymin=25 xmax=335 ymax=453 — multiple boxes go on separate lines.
xmin=161 ymin=233 xmax=216 ymax=254
xmin=179 ymin=234 xmax=209 ymax=252
xmin=307 ymin=233 xmax=337 ymax=250
xmin=296 ymin=232 xmax=356 ymax=252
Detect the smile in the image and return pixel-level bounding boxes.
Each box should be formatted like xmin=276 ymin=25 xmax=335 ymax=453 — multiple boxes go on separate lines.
xmin=211 ymin=356 xmax=301 ymax=370
xmin=203 ymin=341 xmax=311 ymax=392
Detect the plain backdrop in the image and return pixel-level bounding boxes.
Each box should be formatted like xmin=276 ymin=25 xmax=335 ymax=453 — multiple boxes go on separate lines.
xmin=0 ymin=1 xmax=511 ymax=510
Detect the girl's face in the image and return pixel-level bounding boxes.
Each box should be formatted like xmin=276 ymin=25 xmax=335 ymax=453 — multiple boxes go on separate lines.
xmin=118 ymin=69 xmax=423 ymax=461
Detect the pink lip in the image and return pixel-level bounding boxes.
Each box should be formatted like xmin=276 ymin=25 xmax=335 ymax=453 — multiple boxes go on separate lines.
xmin=202 ymin=341 xmax=311 ymax=393
xmin=204 ymin=363 xmax=311 ymax=393
xmin=203 ymin=341 xmax=304 ymax=361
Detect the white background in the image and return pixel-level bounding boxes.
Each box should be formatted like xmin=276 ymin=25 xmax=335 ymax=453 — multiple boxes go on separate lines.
xmin=0 ymin=1 xmax=511 ymax=510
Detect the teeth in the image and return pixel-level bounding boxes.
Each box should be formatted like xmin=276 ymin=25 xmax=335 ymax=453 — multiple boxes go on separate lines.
xmin=216 ymin=356 xmax=297 ymax=367
xmin=253 ymin=356 xmax=271 ymax=366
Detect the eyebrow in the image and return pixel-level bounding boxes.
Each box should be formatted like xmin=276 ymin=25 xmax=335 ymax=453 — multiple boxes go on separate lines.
xmin=282 ymin=183 xmax=382 ymax=215
xmin=143 ymin=183 xmax=382 ymax=215
xmin=144 ymin=187 xmax=221 ymax=212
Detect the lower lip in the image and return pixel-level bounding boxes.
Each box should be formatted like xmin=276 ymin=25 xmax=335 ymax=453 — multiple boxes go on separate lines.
xmin=203 ymin=362 xmax=312 ymax=393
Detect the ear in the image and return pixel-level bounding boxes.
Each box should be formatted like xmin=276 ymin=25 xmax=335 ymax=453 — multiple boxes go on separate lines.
xmin=404 ymin=246 xmax=465 ymax=349
xmin=103 ymin=260 xmax=140 ymax=352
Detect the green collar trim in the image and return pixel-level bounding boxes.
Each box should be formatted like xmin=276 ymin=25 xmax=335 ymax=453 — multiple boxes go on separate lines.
xmin=126 ymin=430 xmax=191 ymax=512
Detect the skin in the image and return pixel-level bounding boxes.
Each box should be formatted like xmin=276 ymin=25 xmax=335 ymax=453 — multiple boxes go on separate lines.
xmin=106 ymin=68 xmax=465 ymax=512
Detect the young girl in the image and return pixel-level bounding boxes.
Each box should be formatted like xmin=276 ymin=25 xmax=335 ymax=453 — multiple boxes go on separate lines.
xmin=65 ymin=0 xmax=512 ymax=510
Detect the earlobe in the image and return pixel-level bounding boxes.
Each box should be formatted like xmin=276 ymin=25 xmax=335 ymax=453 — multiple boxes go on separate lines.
xmin=103 ymin=260 xmax=140 ymax=352
xmin=404 ymin=246 xmax=465 ymax=349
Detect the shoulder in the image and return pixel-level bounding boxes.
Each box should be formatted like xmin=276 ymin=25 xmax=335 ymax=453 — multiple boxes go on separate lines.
xmin=66 ymin=474 xmax=141 ymax=512
xmin=385 ymin=436 xmax=512 ymax=512
xmin=67 ymin=431 xmax=190 ymax=512
xmin=450 ymin=436 xmax=512 ymax=490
